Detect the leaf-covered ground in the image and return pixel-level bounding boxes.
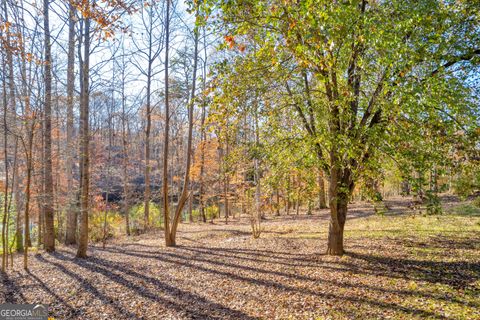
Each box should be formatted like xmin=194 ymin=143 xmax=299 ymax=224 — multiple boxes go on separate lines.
xmin=1 ymin=197 xmax=479 ymax=319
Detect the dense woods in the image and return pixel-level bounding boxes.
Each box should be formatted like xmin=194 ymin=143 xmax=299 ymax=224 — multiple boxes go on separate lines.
xmin=0 ymin=0 xmax=479 ymax=319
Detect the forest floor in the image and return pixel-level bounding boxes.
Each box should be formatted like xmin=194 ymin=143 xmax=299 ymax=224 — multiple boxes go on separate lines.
xmin=1 ymin=196 xmax=479 ymax=320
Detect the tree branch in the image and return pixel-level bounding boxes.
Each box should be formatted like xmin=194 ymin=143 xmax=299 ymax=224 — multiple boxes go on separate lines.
xmin=431 ymin=49 xmax=480 ymax=77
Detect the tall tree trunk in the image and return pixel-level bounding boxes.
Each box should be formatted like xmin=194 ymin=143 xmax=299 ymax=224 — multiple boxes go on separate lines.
xmin=253 ymin=108 xmax=262 ymax=230
xmin=16 ymin=47 xmax=29 ymax=254
xmin=198 ymin=120 xmax=206 ymax=225
xmin=0 ymin=4 xmax=16 ymax=262
xmin=14 ymin=157 xmax=22 ymax=253
xmin=121 ymin=42 xmax=130 ymax=236
xmin=54 ymin=79 xmax=62 ymax=242
xmin=19 ymin=10 xmax=34 ymax=264
xmin=1 ymin=49 xmax=9 ymax=272
xmin=3 ymin=10 xmax=23 ymax=254
xmin=6 ymin=141 xmax=18 ymax=267
xmin=167 ymin=6 xmax=200 ymax=245
xmin=65 ymin=2 xmax=77 ymax=245
xmin=102 ymin=192 xmax=109 ymax=249
xmin=198 ymin=24 xmax=208 ymax=224
xmin=162 ymin=0 xmax=172 ymax=246
xmin=37 ymin=184 xmax=43 ymax=248
xmin=199 ymin=149 xmax=206 ymax=222
xmin=144 ymin=61 xmax=153 ymax=230
xmin=23 ymin=126 xmax=34 ymax=270
xmin=102 ymin=64 xmax=115 ymax=249
xmin=76 ymin=17 xmax=91 ymax=259
xmin=42 ymin=0 xmax=55 ymax=252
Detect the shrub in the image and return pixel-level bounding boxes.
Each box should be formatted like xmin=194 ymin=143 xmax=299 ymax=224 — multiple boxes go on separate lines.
xmin=190 ymin=209 xmax=201 ymax=221
xmin=130 ymin=203 xmax=163 ymax=231
xmin=89 ymin=210 xmax=123 ymax=242
xmin=205 ymin=205 xmax=219 ymax=220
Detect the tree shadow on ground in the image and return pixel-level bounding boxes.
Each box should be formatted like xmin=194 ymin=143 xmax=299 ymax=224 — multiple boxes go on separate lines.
xmin=1 ymin=271 xmax=26 ymax=303
xmin=25 ymin=270 xmax=79 ymax=318
xmin=48 ymin=251 xmax=258 ymax=320
xmin=101 ymin=240 xmax=480 ymax=292
xmin=97 ymin=244 xmax=461 ymax=318
xmin=35 ymin=255 xmax=140 ymax=319
xmin=192 ymin=245 xmax=479 ymax=291
xmin=345 ymin=251 xmax=480 ymax=290
xmin=176 ymin=245 xmax=480 ymax=308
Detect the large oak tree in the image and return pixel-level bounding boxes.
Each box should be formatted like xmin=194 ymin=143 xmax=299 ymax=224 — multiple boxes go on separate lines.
xmin=214 ymin=0 xmax=480 ymax=254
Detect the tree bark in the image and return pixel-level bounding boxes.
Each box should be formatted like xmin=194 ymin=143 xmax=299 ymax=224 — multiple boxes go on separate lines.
xmin=17 ymin=17 xmax=31 ymax=253
xmin=65 ymin=1 xmax=77 ymax=245
xmin=121 ymin=41 xmax=130 ymax=236
xmin=1 ymin=45 xmax=9 ymax=272
xmin=14 ymin=162 xmax=23 ymax=253
xmin=23 ymin=126 xmax=34 ymax=270
xmin=5 ymin=141 xmax=19 ymax=267
xmin=326 ymin=164 xmax=352 ymax=255
xmin=198 ymin=24 xmax=208 ymax=224
xmin=253 ymin=107 xmax=262 ymax=232
xmin=162 ymin=0 xmax=172 ymax=246
xmin=167 ymin=5 xmax=199 ymax=245
xmin=144 ymin=59 xmax=153 ymax=231
xmin=42 ymin=0 xmax=55 ymax=252
xmin=76 ymin=16 xmax=91 ymax=259
xmin=122 ymin=122 xmax=131 ymax=236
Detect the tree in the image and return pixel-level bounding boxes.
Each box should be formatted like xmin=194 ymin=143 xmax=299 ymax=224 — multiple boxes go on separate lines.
xmin=74 ymin=0 xmax=133 ymax=258
xmin=162 ymin=0 xmax=172 ymax=246
xmin=76 ymin=12 xmax=91 ymax=258
xmin=131 ymin=0 xmax=166 ymax=230
xmin=42 ymin=0 xmax=55 ymax=252
xmin=1 ymin=28 xmax=10 ymax=272
xmin=214 ymin=0 xmax=480 ymax=255
xmin=65 ymin=0 xmax=77 ymax=245
xmin=163 ymin=0 xmax=200 ymax=246
xmin=21 ymin=110 xmax=36 ymax=270
xmin=198 ymin=23 xmax=210 ymax=223
xmin=120 ymin=38 xmax=131 ymax=236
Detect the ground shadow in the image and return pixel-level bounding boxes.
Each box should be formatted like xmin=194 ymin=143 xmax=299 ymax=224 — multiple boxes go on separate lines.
xmin=1 ymin=271 xmax=26 ymax=303
xmin=50 ymin=251 xmax=258 ymax=320
xmin=345 ymin=251 xmax=480 ymax=290
xmin=97 ymin=245 xmax=453 ymax=318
